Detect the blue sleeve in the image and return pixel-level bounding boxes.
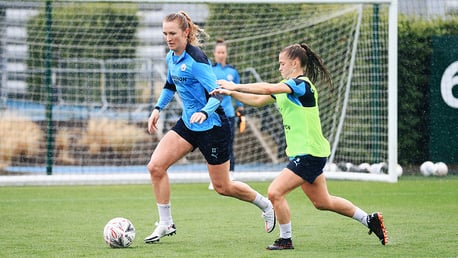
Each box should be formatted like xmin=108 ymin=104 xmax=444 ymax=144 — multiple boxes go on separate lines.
xmin=284 ymin=78 xmax=306 ymax=96
xmin=193 ymin=62 xmax=221 ymax=116
xmin=155 ymin=87 xmax=175 ymax=110
xmin=201 ymin=96 xmax=223 ymax=117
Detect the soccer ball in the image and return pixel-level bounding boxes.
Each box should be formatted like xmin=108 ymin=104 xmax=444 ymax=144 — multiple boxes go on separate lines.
xmin=324 ymin=162 xmax=338 ymax=172
xmin=358 ymin=163 xmax=371 ymax=173
xmin=103 ymin=217 xmax=136 ymax=248
xmin=420 ymin=161 xmax=435 ymax=176
xmin=396 ymin=164 xmax=403 ymax=177
xmin=434 ymin=162 xmax=448 ymax=176
xmin=369 ymin=162 xmax=387 ymax=174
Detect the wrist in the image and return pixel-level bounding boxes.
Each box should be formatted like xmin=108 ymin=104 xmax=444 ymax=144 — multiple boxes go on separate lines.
xmin=199 ymin=111 xmax=208 ymax=120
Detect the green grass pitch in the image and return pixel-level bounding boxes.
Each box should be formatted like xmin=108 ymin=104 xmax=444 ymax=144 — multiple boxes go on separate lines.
xmin=0 ymin=176 xmax=456 ymax=257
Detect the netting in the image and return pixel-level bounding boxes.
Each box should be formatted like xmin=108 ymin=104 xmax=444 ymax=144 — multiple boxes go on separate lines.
xmin=0 ymin=1 xmax=397 ymax=181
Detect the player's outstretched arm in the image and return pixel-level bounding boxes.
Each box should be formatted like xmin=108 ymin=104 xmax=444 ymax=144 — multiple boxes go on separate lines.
xmin=217 ymin=80 xmax=291 ymax=95
xmin=211 ymin=87 xmax=274 ymax=107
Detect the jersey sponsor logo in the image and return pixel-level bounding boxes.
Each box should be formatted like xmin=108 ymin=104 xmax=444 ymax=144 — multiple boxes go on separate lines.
xmin=171 ymin=75 xmax=187 ymax=83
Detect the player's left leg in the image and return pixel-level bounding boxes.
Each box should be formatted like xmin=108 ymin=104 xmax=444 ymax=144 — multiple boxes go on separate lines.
xmin=207 ymin=162 xmax=275 ymax=233
xmin=301 ymin=174 xmax=388 ymax=245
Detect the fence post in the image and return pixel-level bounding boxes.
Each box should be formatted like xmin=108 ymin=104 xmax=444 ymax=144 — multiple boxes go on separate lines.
xmin=45 ymin=0 xmax=54 ymax=175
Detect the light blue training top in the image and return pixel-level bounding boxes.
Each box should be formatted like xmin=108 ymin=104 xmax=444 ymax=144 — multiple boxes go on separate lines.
xmin=155 ymin=44 xmax=224 ymax=131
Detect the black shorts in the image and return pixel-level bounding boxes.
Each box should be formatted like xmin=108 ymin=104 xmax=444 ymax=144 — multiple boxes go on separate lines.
xmin=171 ymin=118 xmax=230 ymax=165
xmin=286 ymin=155 xmax=327 ymax=184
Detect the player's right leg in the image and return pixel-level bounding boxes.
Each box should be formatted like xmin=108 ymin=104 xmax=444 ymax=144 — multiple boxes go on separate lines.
xmin=144 ymin=130 xmax=193 ymax=243
xmin=367 ymin=212 xmax=388 ymax=245
xmin=266 ymin=168 xmax=303 ymax=250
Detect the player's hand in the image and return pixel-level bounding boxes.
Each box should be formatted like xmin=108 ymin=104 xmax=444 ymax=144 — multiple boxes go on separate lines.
xmin=210 ymin=88 xmax=231 ymax=96
xmin=190 ymin=111 xmax=207 ymax=124
xmin=147 ymin=109 xmax=160 ymax=134
xmin=217 ymin=79 xmax=237 ymax=90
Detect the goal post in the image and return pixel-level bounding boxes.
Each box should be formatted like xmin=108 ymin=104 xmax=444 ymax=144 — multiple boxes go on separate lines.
xmin=0 ymin=0 xmax=398 ymax=185
xmin=202 ymin=0 xmax=399 ymax=183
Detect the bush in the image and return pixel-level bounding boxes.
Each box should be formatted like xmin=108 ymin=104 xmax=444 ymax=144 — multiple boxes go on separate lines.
xmin=397 ymin=16 xmax=458 ymax=165
xmin=0 ymin=113 xmax=43 ymax=169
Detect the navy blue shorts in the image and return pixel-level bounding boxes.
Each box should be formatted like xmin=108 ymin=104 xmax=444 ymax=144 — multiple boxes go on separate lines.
xmin=171 ymin=118 xmax=230 ymax=165
xmin=286 ymin=155 xmax=327 ymax=184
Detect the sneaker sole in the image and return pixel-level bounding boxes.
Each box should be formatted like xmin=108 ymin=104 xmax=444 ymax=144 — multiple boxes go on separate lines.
xmin=144 ymin=230 xmax=176 ymax=244
xmin=266 ymin=245 xmax=294 ymax=250
xmin=376 ymin=213 xmax=388 ymax=245
xmin=265 ymin=210 xmax=276 ymax=233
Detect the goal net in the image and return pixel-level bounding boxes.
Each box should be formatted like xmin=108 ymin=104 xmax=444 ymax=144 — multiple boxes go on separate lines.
xmin=0 ymin=0 xmax=398 ymax=185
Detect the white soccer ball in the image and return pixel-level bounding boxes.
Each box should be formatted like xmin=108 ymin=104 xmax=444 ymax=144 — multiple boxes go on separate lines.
xmin=396 ymin=164 xmax=403 ymax=177
xmin=434 ymin=162 xmax=448 ymax=176
xmin=324 ymin=162 xmax=338 ymax=172
xmin=420 ymin=161 xmax=436 ymax=176
xmin=369 ymin=162 xmax=387 ymax=174
xmin=103 ymin=217 xmax=136 ymax=248
xmin=358 ymin=163 xmax=371 ymax=173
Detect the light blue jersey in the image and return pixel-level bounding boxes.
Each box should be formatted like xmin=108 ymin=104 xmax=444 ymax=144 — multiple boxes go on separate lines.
xmin=155 ymin=44 xmax=224 ymax=131
xmin=212 ymin=63 xmax=242 ymax=118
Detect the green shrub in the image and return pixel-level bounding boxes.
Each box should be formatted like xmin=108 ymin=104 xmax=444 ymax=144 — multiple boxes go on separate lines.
xmin=397 ymin=16 xmax=458 ymax=165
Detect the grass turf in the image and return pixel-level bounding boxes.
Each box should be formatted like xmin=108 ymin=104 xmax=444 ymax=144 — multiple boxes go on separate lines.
xmin=0 ymin=175 xmax=456 ymax=257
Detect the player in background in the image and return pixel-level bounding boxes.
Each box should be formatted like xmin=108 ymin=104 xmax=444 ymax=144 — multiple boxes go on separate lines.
xmin=208 ymin=38 xmax=245 ymax=190
xmin=214 ymin=43 xmax=388 ymax=250
xmin=144 ymin=11 xmax=275 ymax=244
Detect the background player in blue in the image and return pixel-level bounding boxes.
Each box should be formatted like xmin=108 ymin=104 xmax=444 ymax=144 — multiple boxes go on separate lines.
xmin=208 ymin=38 xmax=244 ymax=190
xmin=144 ymin=11 xmax=275 ymax=244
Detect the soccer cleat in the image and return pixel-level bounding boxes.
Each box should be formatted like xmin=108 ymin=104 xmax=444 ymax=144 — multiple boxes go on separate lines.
xmin=208 ymin=182 xmax=214 ymax=190
xmin=144 ymin=222 xmax=176 ymax=244
xmin=266 ymin=238 xmax=294 ymax=250
xmin=367 ymin=212 xmax=388 ymax=245
xmin=262 ymin=204 xmax=276 ymax=233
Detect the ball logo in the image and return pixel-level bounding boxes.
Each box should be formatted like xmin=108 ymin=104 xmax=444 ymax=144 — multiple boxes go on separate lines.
xmin=441 ymin=61 xmax=458 ymax=108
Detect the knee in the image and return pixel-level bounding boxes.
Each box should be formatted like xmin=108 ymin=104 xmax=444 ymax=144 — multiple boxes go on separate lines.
xmin=213 ymin=184 xmax=231 ymax=197
xmin=267 ymin=187 xmax=281 ymax=204
xmin=147 ymin=160 xmax=165 ymax=178
xmin=312 ymin=200 xmax=331 ymax=211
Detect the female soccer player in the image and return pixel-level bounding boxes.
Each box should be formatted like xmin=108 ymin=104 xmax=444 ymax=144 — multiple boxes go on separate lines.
xmin=208 ymin=38 xmax=244 ymax=190
xmin=144 ymin=11 xmax=275 ymax=244
xmin=214 ymin=43 xmax=388 ymax=250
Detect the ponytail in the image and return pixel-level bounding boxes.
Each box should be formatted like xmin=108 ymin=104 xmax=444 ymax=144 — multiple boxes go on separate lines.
xmin=300 ymin=43 xmax=332 ymax=88
xmin=281 ymin=43 xmax=332 ymax=88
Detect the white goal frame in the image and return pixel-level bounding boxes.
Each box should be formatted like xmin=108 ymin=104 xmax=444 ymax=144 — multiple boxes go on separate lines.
xmin=178 ymin=0 xmax=398 ymax=183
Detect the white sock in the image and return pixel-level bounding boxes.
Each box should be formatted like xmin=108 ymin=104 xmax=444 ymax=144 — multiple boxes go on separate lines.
xmin=279 ymin=222 xmax=292 ymax=239
xmin=157 ymin=203 xmax=173 ymax=225
xmin=352 ymin=207 xmax=368 ymax=227
xmin=251 ymin=193 xmax=271 ymax=211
